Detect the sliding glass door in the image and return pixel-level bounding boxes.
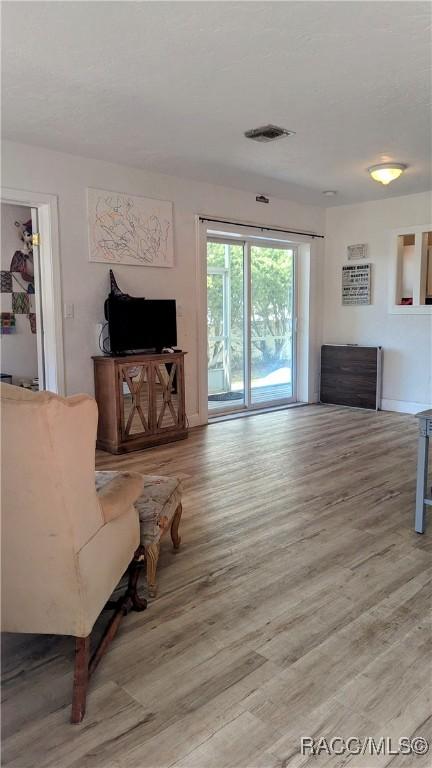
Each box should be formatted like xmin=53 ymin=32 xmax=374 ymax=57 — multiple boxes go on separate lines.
xmin=207 ymin=240 xmax=246 ymax=412
xmin=207 ymin=238 xmax=296 ymax=414
xmin=250 ymin=245 xmax=294 ymax=405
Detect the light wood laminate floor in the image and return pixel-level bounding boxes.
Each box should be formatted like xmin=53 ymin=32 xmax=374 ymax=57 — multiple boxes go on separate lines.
xmin=2 ymin=405 xmax=431 ymax=768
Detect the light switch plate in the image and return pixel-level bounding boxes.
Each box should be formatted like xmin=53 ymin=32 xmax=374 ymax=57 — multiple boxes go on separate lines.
xmin=64 ymin=302 xmax=74 ymax=319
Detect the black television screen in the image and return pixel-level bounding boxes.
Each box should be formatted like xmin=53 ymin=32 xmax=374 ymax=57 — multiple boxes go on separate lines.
xmin=107 ymin=296 xmax=177 ymax=354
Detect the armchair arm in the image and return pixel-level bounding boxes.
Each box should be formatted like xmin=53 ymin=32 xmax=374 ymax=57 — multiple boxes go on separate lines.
xmin=97 ymin=471 xmax=144 ymax=523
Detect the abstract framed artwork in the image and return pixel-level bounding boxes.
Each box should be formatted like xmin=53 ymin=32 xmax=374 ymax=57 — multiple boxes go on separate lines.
xmin=1 ymin=271 xmax=12 ymax=293
xmin=0 ymin=313 xmax=16 ymax=334
xmin=87 ymin=188 xmax=174 ymax=267
xmin=12 ymin=292 xmax=30 ymax=314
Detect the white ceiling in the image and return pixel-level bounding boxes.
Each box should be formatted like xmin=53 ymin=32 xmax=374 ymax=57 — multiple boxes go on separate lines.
xmin=2 ymin=1 xmax=431 ymax=206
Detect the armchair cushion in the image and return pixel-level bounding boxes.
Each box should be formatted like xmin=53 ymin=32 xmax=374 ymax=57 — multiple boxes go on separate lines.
xmin=96 ymin=471 xmax=144 ymax=523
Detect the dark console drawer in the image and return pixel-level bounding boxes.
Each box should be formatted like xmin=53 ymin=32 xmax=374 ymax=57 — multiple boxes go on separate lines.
xmin=320 ymin=344 xmax=382 ymax=409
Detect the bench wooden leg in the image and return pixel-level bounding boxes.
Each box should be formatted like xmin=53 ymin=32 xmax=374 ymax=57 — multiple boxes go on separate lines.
xmin=146 ymin=541 xmax=160 ymax=598
xmin=127 ymin=549 xmax=148 ymax=612
xmin=171 ymin=503 xmax=182 ymax=551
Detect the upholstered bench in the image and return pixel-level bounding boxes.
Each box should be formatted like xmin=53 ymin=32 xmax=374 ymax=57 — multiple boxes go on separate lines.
xmin=96 ymin=472 xmax=182 ymax=597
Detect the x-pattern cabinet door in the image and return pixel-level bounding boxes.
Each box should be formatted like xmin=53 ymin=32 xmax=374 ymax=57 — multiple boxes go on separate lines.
xmin=119 ymin=362 xmax=153 ymax=439
xmin=152 ymin=359 xmax=183 ymax=431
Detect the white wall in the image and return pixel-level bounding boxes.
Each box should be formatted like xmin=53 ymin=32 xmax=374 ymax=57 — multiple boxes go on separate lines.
xmin=2 ymin=140 xmax=324 ymax=423
xmin=324 ymin=192 xmax=432 ymax=413
xmin=0 ymin=202 xmax=38 ymax=383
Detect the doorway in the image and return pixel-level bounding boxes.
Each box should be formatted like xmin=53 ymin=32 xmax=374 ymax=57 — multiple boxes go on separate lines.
xmin=207 ymin=237 xmax=296 ymax=415
xmin=1 ymin=187 xmax=64 ymax=394
xmin=0 ymin=203 xmax=44 ymax=389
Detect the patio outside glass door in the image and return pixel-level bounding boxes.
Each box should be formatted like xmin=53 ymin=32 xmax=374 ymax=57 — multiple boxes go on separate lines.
xmin=250 ymin=245 xmax=295 ymax=406
xmin=207 ymin=238 xmax=296 ymax=414
xmin=207 ymin=240 xmax=245 ymax=412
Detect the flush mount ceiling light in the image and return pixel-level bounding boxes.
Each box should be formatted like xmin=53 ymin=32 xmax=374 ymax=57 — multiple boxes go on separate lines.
xmin=244 ymin=124 xmax=295 ymax=142
xmin=322 ymin=190 xmax=337 ymax=196
xmin=368 ymin=163 xmax=407 ymax=185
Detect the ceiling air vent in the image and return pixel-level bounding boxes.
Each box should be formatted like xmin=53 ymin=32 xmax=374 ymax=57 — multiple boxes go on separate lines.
xmin=244 ymin=124 xmax=295 ymax=142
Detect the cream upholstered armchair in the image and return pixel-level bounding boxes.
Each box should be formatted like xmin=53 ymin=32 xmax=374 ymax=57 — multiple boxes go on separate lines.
xmin=1 ymin=384 xmax=146 ymax=723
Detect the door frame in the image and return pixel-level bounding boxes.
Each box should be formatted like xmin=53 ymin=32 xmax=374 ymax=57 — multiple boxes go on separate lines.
xmin=1 ymin=187 xmax=65 ymax=394
xmin=30 ymin=207 xmax=45 ymax=389
xmin=206 ymin=233 xmax=298 ymax=417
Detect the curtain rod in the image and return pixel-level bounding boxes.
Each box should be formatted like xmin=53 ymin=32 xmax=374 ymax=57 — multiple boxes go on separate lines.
xmin=199 ymin=216 xmax=324 ymax=239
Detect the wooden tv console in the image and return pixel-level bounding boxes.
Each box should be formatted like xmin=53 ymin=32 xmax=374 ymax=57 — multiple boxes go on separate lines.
xmin=93 ymin=351 xmax=188 ymax=454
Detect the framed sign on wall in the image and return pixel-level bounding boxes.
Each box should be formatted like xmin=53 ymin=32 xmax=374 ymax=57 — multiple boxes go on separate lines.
xmin=342 ymin=263 xmax=371 ymax=305
xmin=347 ymin=243 xmax=368 ymax=260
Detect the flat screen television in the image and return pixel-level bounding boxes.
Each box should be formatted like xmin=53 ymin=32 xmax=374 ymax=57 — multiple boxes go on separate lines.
xmin=106 ymin=295 xmax=177 ymax=354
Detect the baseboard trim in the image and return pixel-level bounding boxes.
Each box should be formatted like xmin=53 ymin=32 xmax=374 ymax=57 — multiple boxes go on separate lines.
xmin=187 ymin=413 xmax=203 ymax=428
xmin=381 ymin=398 xmax=431 ymax=415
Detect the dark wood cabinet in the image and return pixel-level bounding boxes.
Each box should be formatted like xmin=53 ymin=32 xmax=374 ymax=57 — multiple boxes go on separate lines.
xmin=93 ymin=352 xmax=187 ymax=453
xmin=320 ymin=344 xmax=382 ymax=410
